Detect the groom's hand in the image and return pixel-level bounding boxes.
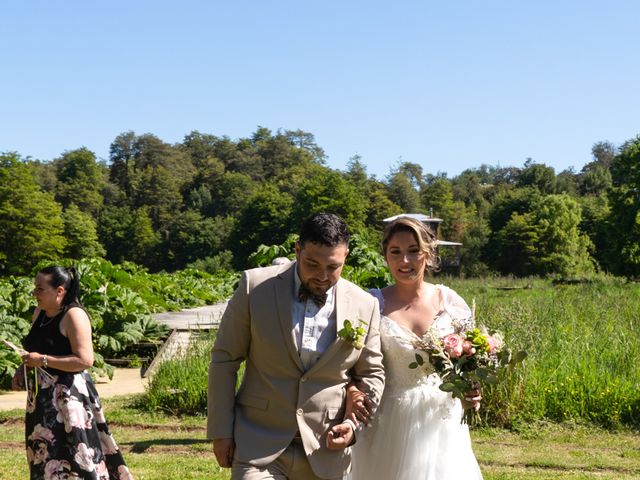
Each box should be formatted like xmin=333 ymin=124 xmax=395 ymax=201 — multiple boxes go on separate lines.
xmin=326 ymin=422 xmax=354 ymax=450
xmin=213 ymin=438 xmax=235 ymax=468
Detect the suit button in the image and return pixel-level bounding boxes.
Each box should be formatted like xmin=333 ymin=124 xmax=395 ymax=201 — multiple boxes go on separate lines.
xmin=296 ymin=408 xmax=303 ymax=415
xmin=301 ymin=377 xmax=307 ymax=382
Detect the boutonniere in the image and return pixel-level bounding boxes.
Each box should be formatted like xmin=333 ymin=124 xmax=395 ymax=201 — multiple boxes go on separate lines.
xmin=337 ymin=319 xmax=368 ymax=350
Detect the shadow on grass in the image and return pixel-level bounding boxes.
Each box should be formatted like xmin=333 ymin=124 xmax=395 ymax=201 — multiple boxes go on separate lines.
xmin=125 ymin=438 xmax=211 ymax=453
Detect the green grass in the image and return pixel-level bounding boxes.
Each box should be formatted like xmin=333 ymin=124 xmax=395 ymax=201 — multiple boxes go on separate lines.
xmin=446 ymin=276 xmax=640 ymax=428
xmin=2 ymin=396 xmax=639 ymax=479
xmin=136 ymin=276 xmax=640 ymax=429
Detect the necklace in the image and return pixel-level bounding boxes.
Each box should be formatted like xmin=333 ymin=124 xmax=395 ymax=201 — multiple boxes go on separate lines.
xmin=39 ymin=309 xmax=62 ymax=328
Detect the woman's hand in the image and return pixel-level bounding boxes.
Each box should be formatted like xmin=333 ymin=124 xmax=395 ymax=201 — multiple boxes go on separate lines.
xmin=461 ymin=387 xmax=482 ymax=412
xmin=345 ymin=382 xmax=372 ymax=426
xmin=21 ymin=351 xmax=44 ymax=368
xmin=11 ymin=367 xmax=25 ymax=391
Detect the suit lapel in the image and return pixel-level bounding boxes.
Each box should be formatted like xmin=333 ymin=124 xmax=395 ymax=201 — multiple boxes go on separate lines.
xmin=275 ymin=263 xmax=305 ymax=372
xmin=306 ymin=278 xmax=352 ymax=374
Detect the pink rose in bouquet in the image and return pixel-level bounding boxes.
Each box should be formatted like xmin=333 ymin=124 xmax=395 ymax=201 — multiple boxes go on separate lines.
xmin=409 ymin=306 xmax=526 ymax=425
xmin=486 ymin=335 xmax=501 ymax=353
xmin=443 ymin=334 xmax=464 ymax=358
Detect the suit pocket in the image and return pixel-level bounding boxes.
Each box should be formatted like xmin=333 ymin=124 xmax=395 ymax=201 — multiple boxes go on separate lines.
xmin=237 ymin=393 xmax=269 ymax=410
xmin=325 ymin=406 xmax=341 ymax=421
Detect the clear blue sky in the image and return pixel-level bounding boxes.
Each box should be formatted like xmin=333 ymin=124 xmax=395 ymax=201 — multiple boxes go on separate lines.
xmin=2 ymin=1 xmax=638 ymax=179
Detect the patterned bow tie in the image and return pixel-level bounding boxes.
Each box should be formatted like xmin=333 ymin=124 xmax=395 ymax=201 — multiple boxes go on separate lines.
xmin=298 ymin=283 xmax=327 ymax=307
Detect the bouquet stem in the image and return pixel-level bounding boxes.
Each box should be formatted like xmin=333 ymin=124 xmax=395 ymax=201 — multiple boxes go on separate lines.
xmin=462 ymin=408 xmax=480 ymax=427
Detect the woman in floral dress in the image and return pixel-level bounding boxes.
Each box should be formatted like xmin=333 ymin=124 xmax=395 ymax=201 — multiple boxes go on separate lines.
xmin=12 ymin=266 xmax=133 ymax=480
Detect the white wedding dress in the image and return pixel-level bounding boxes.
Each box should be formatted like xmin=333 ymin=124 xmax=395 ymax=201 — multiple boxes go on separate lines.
xmin=347 ymin=286 xmax=483 ymax=480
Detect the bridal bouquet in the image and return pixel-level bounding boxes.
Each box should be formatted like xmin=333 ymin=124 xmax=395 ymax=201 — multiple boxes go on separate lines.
xmin=409 ymin=306 xmax=526 ymax=425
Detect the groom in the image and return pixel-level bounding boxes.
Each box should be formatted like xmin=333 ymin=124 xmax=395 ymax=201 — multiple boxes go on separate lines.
xmin=207 ymin=213 xmax=385 ymax=480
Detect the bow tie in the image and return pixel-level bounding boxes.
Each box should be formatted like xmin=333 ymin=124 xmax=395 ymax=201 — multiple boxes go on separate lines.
xmin=298 ymin=284 xmax=328 ymax=307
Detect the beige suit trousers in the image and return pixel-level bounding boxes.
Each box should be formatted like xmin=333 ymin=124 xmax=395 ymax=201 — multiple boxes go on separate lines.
xmin=231 ymin=439 xmax=343 ymax=480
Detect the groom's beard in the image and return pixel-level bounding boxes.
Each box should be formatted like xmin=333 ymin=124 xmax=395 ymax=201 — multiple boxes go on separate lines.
xmin=303 ymin=280 xmax=333 ymax=296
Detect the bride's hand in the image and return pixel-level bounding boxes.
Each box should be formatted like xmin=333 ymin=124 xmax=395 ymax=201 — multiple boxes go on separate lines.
xmin=461 ymin=388 xmax=482 ymax=411
xmin=345 ymin=382 xmax=372 ymax=426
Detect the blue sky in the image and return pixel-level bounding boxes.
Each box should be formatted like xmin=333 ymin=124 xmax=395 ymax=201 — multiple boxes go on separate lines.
xmin=1 ymin=1 xmax=638 ymax=179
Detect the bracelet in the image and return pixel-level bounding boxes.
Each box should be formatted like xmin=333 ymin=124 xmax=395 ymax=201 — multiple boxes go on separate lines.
xmin=42 ymin=355 xmax=48 ymax=368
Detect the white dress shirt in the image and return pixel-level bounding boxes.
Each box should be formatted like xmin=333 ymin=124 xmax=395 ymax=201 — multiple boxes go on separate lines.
xmin=292 ymin=265 xmax=337 ymax=371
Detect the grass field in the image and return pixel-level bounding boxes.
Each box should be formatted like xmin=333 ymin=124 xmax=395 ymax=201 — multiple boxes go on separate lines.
xmin=2 ymin=277 xmax=639 ymax=478
xmin=1 ymin=396 xmax=639 ymax=480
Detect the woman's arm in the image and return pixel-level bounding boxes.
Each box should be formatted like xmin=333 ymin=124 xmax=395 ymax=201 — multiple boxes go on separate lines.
xmin=22 ymin=307 xmax=94 ymax=371
xmin=344 ymin=381 xmax=372 ymax=426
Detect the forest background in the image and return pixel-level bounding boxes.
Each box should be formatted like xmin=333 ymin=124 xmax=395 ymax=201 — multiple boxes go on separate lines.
xmin=2 ymin=127 xmax=640 ymax=279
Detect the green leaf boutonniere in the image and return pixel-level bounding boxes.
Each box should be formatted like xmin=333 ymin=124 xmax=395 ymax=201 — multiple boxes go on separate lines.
xmin=338 ymin=319 xmax=368 ymax=350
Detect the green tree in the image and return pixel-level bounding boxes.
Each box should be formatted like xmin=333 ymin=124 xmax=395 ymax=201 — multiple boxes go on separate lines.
xmin=529 ymin=194 xmax=594 ymax=276
xmin=386 ymin=170 xmax=421 ymax=212
xmin=108 ymin=132 xmax=195 ymax=229
xmin=517 ymin=160 xmax=557 ymax=194
xmin=97 ymin=205 xmax=160 ymax=268
xmin=129 ymin=207 xmax=162 ymax=268
xmin=492 ymin=211 xmax=540 ymax=276
xmin=162 ymin=212 xmax=234 ymax=270
xmin=62 ymin=204 xmax=106 ymax=259
xmin=451 ymin=169 xmax=491 ymax=217
xmin=0 ymin=153 xmax=66 ymax=274
xmin=578 ymin=194 xmax=609 ymax=270
xmin=459 ymin=211 xmax=491 ymax=277
xmin=54 ymin=147 xmax=105 ymax=215
xmin=292 ymin=167 xmax=368 ymax=233
xmin=211 ymin=172 xmax=257 ymax=216
xmin=591 ymin=141 xmax=616 ymax=169
xmin=487 ymin=187 xmax=540 ymax=234
xmin=606 ymin=135 xmax=640 ymax=276
xmin=579 ymin=163 xmax=612 ymax=196
xmin=97 ymin=205 xmax=134 ymax=264
xmin=491 ymin=194 xmax=594 ymax=276
xmin=556 ymin=168 xmax=579 ymax=196
xmin=365 ymin=181 xmax=403 ymax=227
xmin=230 ymin=185 xmax=295 ymax=268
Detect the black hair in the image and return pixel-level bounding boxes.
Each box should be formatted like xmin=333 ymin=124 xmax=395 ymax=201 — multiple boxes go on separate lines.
xmin=298 ymin=213 xmax=350 ymax=247
xmin=38 ymin=266 xmax=81 ymax=307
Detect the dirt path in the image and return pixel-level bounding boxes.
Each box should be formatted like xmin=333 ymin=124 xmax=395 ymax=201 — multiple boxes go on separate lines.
xmin=0 ymin=368 xmax=146 ymax=411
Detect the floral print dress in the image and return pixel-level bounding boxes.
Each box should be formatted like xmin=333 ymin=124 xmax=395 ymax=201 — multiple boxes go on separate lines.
xmin=23 ymin=306 xmax=133 ymax=480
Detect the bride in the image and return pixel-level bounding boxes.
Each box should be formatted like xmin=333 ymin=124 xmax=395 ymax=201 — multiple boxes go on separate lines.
xmin=346 ymin=216 xmax=483 ymax=479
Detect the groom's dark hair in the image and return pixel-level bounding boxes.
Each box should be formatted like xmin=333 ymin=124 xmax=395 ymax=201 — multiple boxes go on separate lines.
xmin=299 ymin=213 xmax=350 ymax=247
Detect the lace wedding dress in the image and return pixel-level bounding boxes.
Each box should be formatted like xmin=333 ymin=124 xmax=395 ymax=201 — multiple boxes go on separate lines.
xmin=347 ymin=286 xmax=483 ymax=480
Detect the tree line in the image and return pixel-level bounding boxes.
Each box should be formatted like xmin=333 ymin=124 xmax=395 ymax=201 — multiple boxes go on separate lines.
xmin=1 ymin=127 xmax=639 ymax=278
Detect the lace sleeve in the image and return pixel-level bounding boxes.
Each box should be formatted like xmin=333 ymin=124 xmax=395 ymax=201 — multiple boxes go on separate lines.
xmin=441 ymin=286 xmax=474 ymax=329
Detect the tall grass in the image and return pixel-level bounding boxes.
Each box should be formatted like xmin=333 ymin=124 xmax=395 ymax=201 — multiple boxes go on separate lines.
xmin=447 ymin=275 xmax=640 ymax=428
xmin=140 ymin=332 xmax=213 ymax=415
xmin=141 ymin=331 xmax=244 ymax=416
xmin=142 ymin=276 xmax=640 ymax=429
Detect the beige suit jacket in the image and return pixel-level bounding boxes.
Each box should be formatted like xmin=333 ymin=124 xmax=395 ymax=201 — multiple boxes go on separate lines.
xmin=207 ymin=261 xmax=385 ymax=479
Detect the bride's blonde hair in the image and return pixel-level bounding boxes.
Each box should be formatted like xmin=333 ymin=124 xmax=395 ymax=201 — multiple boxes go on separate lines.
xmin=381 ymin=217 xmax=440 ymax=274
